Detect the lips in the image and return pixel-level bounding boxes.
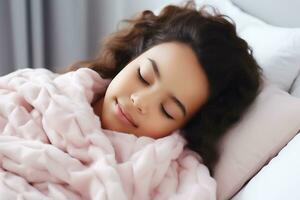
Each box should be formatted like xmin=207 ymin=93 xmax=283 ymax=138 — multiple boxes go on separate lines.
xmin=115 ymin=99 xmax=137 ymax=128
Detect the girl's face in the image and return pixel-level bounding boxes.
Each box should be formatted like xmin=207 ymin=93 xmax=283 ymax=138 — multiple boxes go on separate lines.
xmin=95 ymin=42 xmax=209 ymax=138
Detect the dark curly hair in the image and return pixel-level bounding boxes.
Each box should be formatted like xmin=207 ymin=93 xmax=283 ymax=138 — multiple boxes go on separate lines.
xmin=66 ymin=0 xmax=263 ymax=173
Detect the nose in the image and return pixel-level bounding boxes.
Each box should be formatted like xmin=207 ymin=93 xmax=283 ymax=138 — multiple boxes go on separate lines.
xmin=130 ymin=93 xmax=148 ymax=114
xmin=130 ymin=88 xmax=162 ymax=115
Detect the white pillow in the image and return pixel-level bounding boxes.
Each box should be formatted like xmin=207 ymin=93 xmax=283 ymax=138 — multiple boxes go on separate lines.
xmin=213 ymin=80 xmax=300 ymax=200
xmin=290 ymin=72 xmax=300 ymax=97
xmin=232 ymin=132 xmax=300 ymax=200
xmin=194 ymin=0 xmax=300 ymax=92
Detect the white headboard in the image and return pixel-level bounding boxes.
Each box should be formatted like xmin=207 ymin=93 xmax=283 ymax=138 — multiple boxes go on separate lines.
xmin=231 ymin=0 xmax=300 ymax=27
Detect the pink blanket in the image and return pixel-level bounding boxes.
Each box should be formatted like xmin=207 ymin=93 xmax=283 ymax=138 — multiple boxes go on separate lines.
xmin=0 ymin=68 xmax=216 ymax=200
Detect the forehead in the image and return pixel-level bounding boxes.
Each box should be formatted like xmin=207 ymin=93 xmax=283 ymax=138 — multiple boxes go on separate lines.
xmin=138 ymin=42 xmax=209 ymax=116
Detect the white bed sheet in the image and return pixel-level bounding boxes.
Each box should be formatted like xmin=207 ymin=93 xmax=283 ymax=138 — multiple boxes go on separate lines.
xmin=232 ymin=131 xmax=300 ymax=200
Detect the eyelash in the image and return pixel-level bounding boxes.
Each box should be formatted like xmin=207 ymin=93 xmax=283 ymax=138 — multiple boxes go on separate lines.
xmin=137 ymin=67 xmax=174 ymax=120
xmin=137 ymin=67 xmax=150 ymax=85
xmin=161 ymin=104 xmax=174 ymax=120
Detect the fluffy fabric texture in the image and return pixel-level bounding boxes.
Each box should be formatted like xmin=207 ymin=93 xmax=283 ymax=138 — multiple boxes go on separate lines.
xmin=0 ymin=68 xmax=216 ymax=200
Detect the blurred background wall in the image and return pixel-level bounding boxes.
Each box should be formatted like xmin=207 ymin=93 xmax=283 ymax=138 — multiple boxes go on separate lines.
xmin=0 ymin=0 xmax=180 ymax=76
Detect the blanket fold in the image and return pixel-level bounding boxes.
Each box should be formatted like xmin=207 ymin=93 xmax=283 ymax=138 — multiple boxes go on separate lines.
xmin=0 ymin=68 xmax=216 ymax=200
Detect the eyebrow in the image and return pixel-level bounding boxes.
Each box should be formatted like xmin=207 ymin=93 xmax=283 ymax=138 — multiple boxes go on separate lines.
xmin=147 ymin=57 xmax=187 ymax=117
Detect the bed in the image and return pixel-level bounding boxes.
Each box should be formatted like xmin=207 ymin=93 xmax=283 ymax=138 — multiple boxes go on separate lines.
xmin=15 ymin=1 xmax=299 ymax=199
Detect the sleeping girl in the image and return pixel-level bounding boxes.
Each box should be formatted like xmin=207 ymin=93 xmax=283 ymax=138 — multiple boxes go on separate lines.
xmin=69 ymin=0 xmax=263 ymax=170
xmin=0 ymin=0 xmax=263 ymax=199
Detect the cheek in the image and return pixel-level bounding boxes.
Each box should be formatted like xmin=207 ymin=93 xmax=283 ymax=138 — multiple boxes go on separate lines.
xmin=106 ymin=79 xmax=126 ymax=97
xmin=108 ymin=71 xmax=137 ymax=95
xmin=149 ymin=127 xmax=176 ymax=138
xmin=139 ymin=116 xmax=178 ymax=138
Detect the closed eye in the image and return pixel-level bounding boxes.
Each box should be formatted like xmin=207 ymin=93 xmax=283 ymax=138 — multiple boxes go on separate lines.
xmin=137 ymin=67 xmax=174 ymax=120
xmin=137 ymin=67 xmax=149 ymax=85
xmin=161 ymin=104 xmax=174 ymax=120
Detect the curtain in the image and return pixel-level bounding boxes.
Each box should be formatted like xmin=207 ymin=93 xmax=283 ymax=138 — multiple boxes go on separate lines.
xmin=0 ymin=0 xmax=127 ymax=76
xmin=0 ymin=0 xmax=172 ymax=76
